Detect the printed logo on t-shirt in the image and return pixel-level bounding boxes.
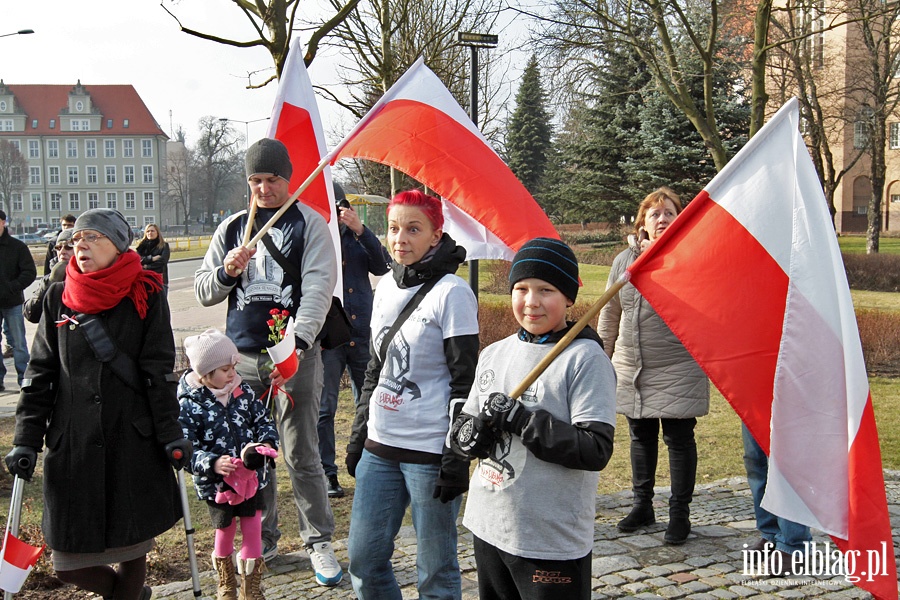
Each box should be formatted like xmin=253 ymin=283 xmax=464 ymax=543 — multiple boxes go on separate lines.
xmin=477 ymin=369 xmax=495 ymax=392
xmin=476 ymin=380 xmax=540 ymax=489
xmin=234 ymin=224 xmax=295 ymax=310
xmin=373 ymin=328 xmax=422 ymax=411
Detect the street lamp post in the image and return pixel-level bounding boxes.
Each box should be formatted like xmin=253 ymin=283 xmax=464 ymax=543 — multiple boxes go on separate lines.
xmin=218 ymin=116 xmax=271 ymax=148
xmin=456 ymin=31 xmax=498 ymax=300
xmin=0 ymin=29 xmax=35 ymax=38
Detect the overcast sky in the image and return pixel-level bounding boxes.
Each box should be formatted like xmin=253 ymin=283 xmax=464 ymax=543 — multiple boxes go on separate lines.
xmin=3 ymin=0 xmax=535 ymax=148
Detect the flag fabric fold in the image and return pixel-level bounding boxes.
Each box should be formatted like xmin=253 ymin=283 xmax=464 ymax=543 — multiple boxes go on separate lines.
xmin=0 ymin=532 xmax=44 ymax=593
xmin=329 ymin=57 xmax=559 ymax=260
xmin=267 ymin=38 xmax=342 ymax=296
xmin=625 ymin=97 xmax=896 ymax=600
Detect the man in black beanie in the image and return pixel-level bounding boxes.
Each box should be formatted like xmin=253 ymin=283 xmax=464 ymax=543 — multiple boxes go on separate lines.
xmin=194 ymin=138 xmax=343 ymax=586
xmin=0 ymin=209 xmax=36 ymax=391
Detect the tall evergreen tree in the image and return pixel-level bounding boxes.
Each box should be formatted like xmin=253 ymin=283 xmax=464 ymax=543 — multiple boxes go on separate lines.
xmin=506 ymin=55 xmax=553 ymax=195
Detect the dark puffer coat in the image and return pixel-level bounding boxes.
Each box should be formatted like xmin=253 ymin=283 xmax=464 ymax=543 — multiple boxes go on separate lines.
xmin=13 ymin=283 xmax=183 ymax=553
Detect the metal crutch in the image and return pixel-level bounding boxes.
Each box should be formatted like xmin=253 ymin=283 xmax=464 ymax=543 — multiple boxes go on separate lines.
xmin=3 ymin=458 xmax=30 ymax=600
xmin=173 ymin=451 xmax=202 ymax=597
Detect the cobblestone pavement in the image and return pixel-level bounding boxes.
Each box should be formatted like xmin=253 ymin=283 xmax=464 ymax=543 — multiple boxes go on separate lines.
xmin=152 ymin=472 xmax=900 ymax=600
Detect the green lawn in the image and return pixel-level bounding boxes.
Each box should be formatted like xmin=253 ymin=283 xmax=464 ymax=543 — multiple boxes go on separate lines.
xmin=838 ymin=234 xmax=900 ymax=254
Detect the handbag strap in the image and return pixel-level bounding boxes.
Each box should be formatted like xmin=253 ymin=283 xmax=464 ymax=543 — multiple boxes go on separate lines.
xmin=254 ymin=210 xmax=302 ymax=282
xmin=378 ymin=277 xmax=441 ymax=364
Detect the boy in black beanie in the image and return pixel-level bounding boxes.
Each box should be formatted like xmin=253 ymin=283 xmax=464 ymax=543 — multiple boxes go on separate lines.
xmin=450 ymin=237 xmax=617 ymax=600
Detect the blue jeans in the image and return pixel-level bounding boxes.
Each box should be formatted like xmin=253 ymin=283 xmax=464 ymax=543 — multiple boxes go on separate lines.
xmin=0 ymin=306 xmax=29 ymax=387
xmin=318 ymin=340 xmax=370 ymax=477
xmin=348 ymin=451 xmax=462 ymax=600
xmin=742 ymin=424 xmax=811 ymax=553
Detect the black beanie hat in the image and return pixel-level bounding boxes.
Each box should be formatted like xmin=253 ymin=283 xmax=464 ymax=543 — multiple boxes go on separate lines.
xmin=245 ymin=138 xmax=293 ymax=181
xmin=508 ymin=237 xmax=580 ymax=302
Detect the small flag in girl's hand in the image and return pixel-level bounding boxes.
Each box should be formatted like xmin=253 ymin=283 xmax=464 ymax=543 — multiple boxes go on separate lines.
xmin=0 ymin=532 xmax=45 ymax=593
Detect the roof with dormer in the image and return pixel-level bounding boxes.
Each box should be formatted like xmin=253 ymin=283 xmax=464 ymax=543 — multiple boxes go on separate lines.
xmin=0 ymin=81 xmax=166 ymax=137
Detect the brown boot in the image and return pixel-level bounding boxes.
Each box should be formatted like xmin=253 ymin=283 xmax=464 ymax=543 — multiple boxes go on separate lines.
xmin=237 ymin=556 xmax=266 ymax=600
xmin=213 ymin=553 xmax=238 ymax=600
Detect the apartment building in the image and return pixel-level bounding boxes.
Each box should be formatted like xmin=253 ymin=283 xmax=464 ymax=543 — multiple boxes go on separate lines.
xmin=0 ymin=80 xmax=168 ymax=231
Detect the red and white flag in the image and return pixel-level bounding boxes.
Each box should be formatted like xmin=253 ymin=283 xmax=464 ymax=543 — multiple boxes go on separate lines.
xmin=267 ymin=39 xmax=342 ymax=295
xmin=268 ymin=317 xmax=298 ymax=380
xmin=627 ymin=98 xmax=896 ymax=600
xmin=329 ymin=57 xmax=559 ymax=260
xmin=0 ymin=532 xmax=44 ymax=593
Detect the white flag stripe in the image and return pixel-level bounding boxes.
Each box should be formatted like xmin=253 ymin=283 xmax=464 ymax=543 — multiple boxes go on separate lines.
xmin=0 ymin=563 xmax=31 ymax=594
xmin=441 ymin=200 xmax=515 ymax=261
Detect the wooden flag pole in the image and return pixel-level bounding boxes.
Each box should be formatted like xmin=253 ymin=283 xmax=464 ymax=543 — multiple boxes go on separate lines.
xmin=229 ymin=198 xmax=259 ymax=276
xmin=508 ymin=273 xmax=629 ymax=400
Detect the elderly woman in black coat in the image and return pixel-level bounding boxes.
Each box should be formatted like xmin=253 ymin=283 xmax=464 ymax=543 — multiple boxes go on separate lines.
xmin=5 ymin=208 xmax=191 ymax=600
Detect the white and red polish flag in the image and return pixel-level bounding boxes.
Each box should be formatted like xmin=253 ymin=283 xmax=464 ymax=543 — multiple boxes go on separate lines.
xmin=327 ymin=57 xmax=559 ymax=260
xmin=0 ymin=532 xmax=44 ymax=593
xmin=266 ymin=39 xmax=342 ymax=295
xmin=627 ymin=98 xmax=896 ymax=600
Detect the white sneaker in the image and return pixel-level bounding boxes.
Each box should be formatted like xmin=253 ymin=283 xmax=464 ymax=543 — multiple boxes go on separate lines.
xmin=262 ymin=542 xmax=278 ymax=563
xmin=307 ymin=541 xmax=343 ymax=586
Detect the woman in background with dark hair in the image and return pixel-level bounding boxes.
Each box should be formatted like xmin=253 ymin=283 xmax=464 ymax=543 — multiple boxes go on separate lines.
xmin=345 ymin=189 xmax=479 ymax=600
xmin=136 ymin=223 xmax=170 ymax=293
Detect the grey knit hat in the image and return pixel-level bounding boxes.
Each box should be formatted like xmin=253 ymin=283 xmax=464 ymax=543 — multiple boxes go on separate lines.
xmin=508 ymin=237 xmax=580 ymax=302
xmin=245 ymin=138 xmax=293 ymax=181
xmin=55 ymin=228 xmax=74 ymax=246
xmin=73 ymin=208 xmax=133 ymax=253
xmin=184 ymin=328 xmax=240 ymax=377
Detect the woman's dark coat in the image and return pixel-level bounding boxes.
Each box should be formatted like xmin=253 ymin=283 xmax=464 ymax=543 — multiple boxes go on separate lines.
xmin=13 ymin=283 xmax=183 ymax=553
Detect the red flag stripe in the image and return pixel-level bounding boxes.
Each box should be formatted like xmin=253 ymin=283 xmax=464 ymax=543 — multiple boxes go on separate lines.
xmin=334 ymin=99 xmax=558 ymax=253
xmin=275 ymin=103 xmax=332 ymax=222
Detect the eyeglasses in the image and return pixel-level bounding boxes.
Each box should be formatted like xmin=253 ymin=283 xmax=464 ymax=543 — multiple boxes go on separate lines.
xmin=55 ymin=243 xmax=74 ymax=251
xmin=72 ymin=232 xmax=108 ymax=245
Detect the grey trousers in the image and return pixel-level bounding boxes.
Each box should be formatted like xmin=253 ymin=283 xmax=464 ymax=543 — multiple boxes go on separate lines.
xmin=236 ymin=345 xmax=335 ymax=548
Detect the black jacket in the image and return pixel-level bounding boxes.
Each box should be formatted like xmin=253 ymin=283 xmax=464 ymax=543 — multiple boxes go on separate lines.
xmin=0 ymin=229 xmax=37 ymax=308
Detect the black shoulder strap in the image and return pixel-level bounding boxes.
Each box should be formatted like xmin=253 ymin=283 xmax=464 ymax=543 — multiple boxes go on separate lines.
xmin=378 ymin=277 xmax=441 ymax=364
xmin=76 ymin=313 xmax=148 ymax=394
xmin=255 ymin=210 xmax=302 ymax=282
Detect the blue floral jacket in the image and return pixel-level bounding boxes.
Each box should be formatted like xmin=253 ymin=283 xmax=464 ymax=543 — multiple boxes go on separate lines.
xmin=177 ymin=371 xmax=279 ymax=501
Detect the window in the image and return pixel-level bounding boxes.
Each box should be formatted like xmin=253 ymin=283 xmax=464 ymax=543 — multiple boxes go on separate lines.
xmin=32 ymin=217 xmax=43 ymax=227
xmin=106 ymin=119 xmax=113 ymax=129
xmin=66 ymin=140 xmax=77 ymax=158
xmin=31 ymin=119 xmax=38 ymax=129
xmin=124 ymin=166 xmax=135 ymax=184
xmin=125 ymin=192 xmax=136 ymax=210
xmin=29 ymin=166 xmax=40 ymax=185
xmin=49 ymin=166 xmax=60 ymax=185
xmin=88 ymin=193 xmax=99 ymax=209
xmin=142 ymin=139 xmax=153 ymax=157
xmin=28 ymin=140 xmax=39 ymax=158
xmin=68 ymin=166 xmax=79 ymax=184
xmin=892 ymin=194 xmax=900 ymax=203
xmin=124 ymin=119 xmax=130 ymax=128
xmin=49 ymin=119 xmax=56 ymax=129
xmin=9 ymin=140 xmax=19 ymax=151
xmin=50 ymin=193 xmax=61 ymax=211
xmin=0 ymin=100 xmax=6 ymax=111
xmin=123 ymin=139 xmax=134 ymax=158
xmin=104 ymin=139 xmax=115 ymax=158
xmin=105 ymin=166 xmax=116 ymax=184
xmin=854 ymin=107 xmax=874 ymax=149
xmin=31 ymin=193 xmax=42 ymax=211
xmin=143 ymin=166 xmax=153 ymax=184
xmin=86 ymin=140 xmax=97 ymax=158
xmin=87 ymin=166 xmax=98 ymax=184
xmin=126 ymin=216 xmax=137 ymax=227
xmin=11 ymin=167 xmax=21 ymax=186
xmin=68 ymin=192 xmax=80 ymax=211
xmin=891 ymin=123 xmax=900 ymax=149
xmin=106 ymin=192 xmax=117 ymax=209
xmin=12 ymin=194 xmax=22 ymax=212
xmin=71 ymin=119 xmax=80 ymax=131
xmin=0 ymin=120 xmax=13 ymax=131
xmin=856 ymin=205 xmax=868 ymax=215
xmin=76 ymin=100 xmax=84 ymax=112
xmin=47 ymin=140 xmax=59 ymax=158
xmin=143 ymin=192 xmax=155 ymax=210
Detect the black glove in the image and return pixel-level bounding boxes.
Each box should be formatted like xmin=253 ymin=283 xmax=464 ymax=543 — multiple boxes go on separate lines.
xmin=241 ymin=443 xmax=265 ymax=470
xmin=5 ymin=446 xmax=38 ymax=481
xmin=432 ymin=460 xmax=469 ymax=504
xmin=479 ymin=392 xmax=530 ymax=435
xmin=450 ymin=413 xmax=496 ymax=459
xmin=346 ymin=451 xmax=362 ymax=478
xmin=164 ymin=438 xmax=193 ymax=470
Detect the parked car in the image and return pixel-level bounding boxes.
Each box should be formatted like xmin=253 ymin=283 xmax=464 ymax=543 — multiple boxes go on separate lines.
xmin=42 ymin=230 xmax=59 ymax=241
xmin=13 ymin=233 xmax=45 ymax=245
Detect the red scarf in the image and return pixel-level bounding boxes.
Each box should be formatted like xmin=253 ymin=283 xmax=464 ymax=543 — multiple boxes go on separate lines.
xmin=63 ymin=250 xmax=163 ymax=318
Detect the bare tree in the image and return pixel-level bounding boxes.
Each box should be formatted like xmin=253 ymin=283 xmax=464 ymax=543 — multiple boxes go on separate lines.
xmin=0 ymin=140 xmax=27 ymax=231
xmin=322 ymin=0 xmax=504 ymax=195
xmin=193 ymin=117 xmax=245 ymax=229
xmin=160 ymin=0 xmax=362 ymax=86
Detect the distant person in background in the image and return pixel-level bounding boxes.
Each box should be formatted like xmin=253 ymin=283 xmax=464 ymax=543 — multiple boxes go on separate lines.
xmin=318 ymin=183 xmax=391 ymax=499
xmin=24 ymin=229 xmax=75 ymax=324
xmin=44 ymin=213 xmax=76 ymax=275
xmin=137 ymin=223 xmax=171 ymax=293
xmin=0 ymin=208 xmax=36 ymax=392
